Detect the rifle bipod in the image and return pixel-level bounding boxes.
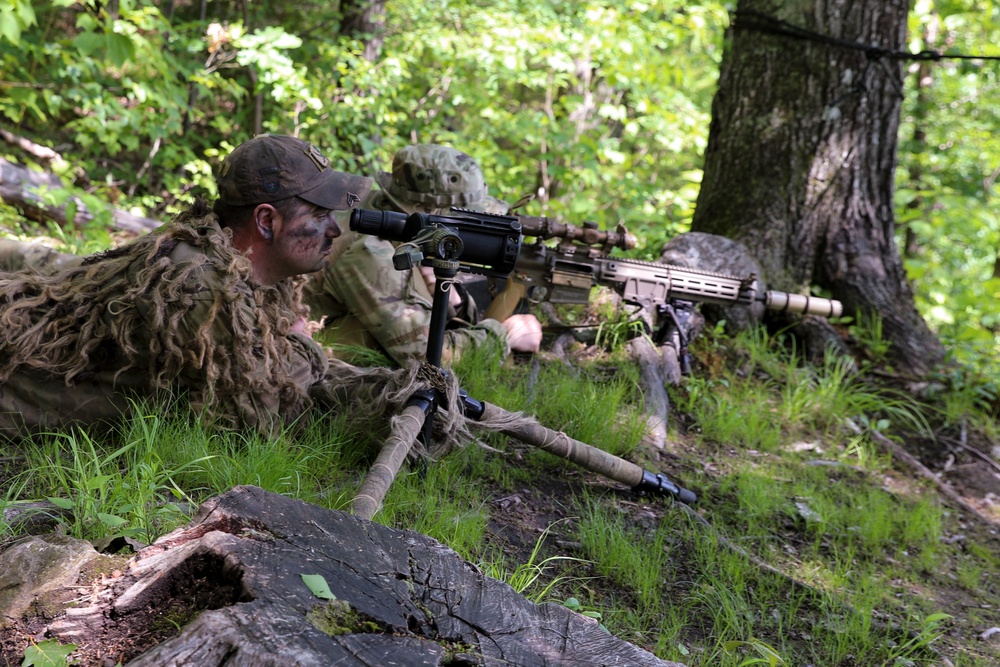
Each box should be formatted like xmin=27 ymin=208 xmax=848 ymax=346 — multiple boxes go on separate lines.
xmin=349 ymin=382 xmax=697 ymax=520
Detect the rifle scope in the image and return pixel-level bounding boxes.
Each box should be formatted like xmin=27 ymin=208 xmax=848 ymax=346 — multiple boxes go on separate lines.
xmin=350 ymin=208 xmax=523 ymax=278
xmin=514 ymin=215 xmax=638 ymax=251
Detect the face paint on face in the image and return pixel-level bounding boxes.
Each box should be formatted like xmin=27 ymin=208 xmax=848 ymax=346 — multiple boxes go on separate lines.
xmin=272 ymin=202 xmax=341 ymax=277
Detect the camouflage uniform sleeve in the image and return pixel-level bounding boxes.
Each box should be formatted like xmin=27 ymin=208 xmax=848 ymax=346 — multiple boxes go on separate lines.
xmin=319 ymin=233 xmax=508 ymax=365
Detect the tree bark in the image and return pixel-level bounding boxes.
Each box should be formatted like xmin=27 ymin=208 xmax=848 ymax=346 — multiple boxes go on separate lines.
xmin=691 ymin=0 xmax=944 ymax=377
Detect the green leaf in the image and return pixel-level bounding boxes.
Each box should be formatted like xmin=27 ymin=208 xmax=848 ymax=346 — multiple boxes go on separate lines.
xmin=21 ymin=639 xmax=77 ymax=667
xmin=47 ymin=497 xmax=75 ymax=510
xmin=73 ymin=31 xmax=103 ymax=56
xmin=14 ymin=0 xmax=35 ymax=23
xmin=301 ymin=574 xmax=336 ymax=600
xmin=0 ymin=10 xmax=22 ymax=45
xmin=106 ymin=33 xmax=136 ymax=67
xmin=97 ymin=513 xmax=128 ymax=528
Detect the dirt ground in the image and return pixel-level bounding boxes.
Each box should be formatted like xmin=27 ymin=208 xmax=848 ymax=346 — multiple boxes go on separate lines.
xmin=0 ymin=554 xmax=201 ymax=667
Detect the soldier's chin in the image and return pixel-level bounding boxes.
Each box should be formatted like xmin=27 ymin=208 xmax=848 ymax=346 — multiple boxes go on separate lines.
xmin=306 ymin=257 xmax=329 ymax=273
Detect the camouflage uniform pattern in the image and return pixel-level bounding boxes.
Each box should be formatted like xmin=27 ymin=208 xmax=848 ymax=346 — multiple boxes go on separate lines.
xmin=305 ymin=145 xmax=511 ymax=365
xmin=0 ymin=206 xmax=329 ymax=438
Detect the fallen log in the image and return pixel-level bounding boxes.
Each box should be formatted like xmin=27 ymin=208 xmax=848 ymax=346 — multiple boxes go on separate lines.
xmin=0 ymin=157 xmax=160 ymax=236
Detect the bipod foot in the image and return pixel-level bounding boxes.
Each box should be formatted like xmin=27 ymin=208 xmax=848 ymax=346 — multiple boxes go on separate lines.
xmin=633 ymin=470 xmax=697 ymax=505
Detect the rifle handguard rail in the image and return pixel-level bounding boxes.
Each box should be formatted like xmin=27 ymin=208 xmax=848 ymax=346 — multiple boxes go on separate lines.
xmin=527 ymin=249 xmax=843 ymax=318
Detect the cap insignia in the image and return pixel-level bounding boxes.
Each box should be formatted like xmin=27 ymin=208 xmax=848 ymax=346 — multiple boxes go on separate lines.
xmin=259 ymin=166 xmax=281 ymax=195
xmin=346 ymin=192 xmax=361 ymax=207
xmin=305 ymin=144 xmax=330 ymax=171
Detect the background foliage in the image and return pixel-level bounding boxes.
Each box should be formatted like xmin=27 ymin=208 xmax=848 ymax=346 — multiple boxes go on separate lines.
xmin=0 ymin=0 xmax=998 ymax=369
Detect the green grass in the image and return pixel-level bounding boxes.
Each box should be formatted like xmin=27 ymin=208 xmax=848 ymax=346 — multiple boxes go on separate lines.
xmin=479 ymin=519 xmax=592 ymax=604
xmin=576 ymin=495 xmax=676 ymax=612
xmin=2 ymin=323 xmax=998 ymax=666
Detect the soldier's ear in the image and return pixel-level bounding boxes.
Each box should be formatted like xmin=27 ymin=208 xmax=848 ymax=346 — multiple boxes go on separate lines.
xmin=253 ymin=204 xmax=277 ymax=242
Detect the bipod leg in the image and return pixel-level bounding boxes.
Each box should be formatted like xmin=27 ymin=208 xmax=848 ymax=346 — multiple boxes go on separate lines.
xmin=478 ymin=402 xmax=697 ymax=505
xmin=351 ymin=390 xmax=436 ymax=520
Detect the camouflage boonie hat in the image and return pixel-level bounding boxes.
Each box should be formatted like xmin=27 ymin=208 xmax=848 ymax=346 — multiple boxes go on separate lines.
xmin=217 ymin=134 xmax=372 ymax=211
xmin=376 ymin=145 xmax=508 ymax=215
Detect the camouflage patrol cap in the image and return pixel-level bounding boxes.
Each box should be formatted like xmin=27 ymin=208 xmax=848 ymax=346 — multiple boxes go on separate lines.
xmin=216 ymin=134 xmax=372 ymax=210
xmin=376 ymin=144 xmax=508 ymax=215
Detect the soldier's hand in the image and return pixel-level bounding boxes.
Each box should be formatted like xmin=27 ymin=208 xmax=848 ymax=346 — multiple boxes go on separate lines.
xmin=502 ymin=314 xmax=543 ymax=353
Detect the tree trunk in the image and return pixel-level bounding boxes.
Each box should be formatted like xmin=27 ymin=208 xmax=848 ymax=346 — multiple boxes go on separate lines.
xmin=1 ymin=486 xmax=684 ymax=667
xmin=691 ymin=0 xmax=944 ymax=377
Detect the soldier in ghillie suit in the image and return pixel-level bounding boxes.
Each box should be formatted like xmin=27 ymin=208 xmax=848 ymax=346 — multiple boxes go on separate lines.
xmin=0 ymin=134 xmax=373 ymax=438
xmin=304 ymin=144 xmax=542 ymax=366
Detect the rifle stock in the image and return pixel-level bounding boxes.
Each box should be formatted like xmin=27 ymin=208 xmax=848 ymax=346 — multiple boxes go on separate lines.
xmin=483 ymin=278 xmax=527 ymax=322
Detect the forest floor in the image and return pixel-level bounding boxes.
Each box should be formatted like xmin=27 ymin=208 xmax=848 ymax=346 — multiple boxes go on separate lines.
xmin=1 ymin=337 xmax=999 ymax=666
xmin=2 ymin=436 xmax=998 ymax=666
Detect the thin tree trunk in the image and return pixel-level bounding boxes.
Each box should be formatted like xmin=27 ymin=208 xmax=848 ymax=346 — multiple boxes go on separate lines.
xmin=340 ymin=0 xmax=386 ymax=63
xmin=692 ymin=0 xmax=944 ymax=377
xmin=337 ymin=0 xmax=386 ymax=157
xmin=902 ymin=12 xmax=941 ymax=259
